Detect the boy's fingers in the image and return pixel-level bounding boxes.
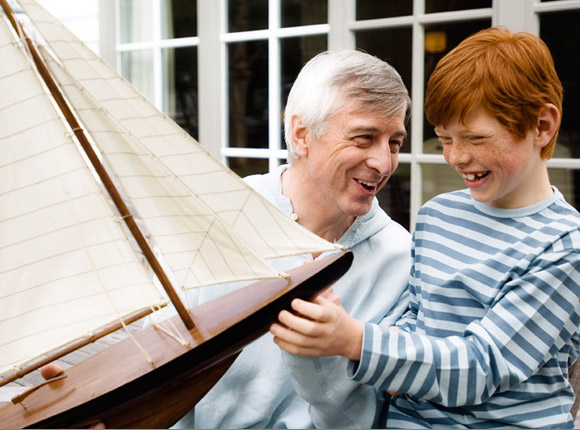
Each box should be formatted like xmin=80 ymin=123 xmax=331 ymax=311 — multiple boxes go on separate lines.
xmin=270 ymin=322 xmax=314 ymax=347
xmin=278 ymin=310 xmax=321 ymax=336
xmin=291 ymin=298 xmax=328 ymax=322
xmin=273 ymin=336 xmax=326 ymax=357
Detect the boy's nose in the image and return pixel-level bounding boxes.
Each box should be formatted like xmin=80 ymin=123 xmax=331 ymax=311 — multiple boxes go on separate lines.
xmin=444 ymin=142 xmax=471 ymax=167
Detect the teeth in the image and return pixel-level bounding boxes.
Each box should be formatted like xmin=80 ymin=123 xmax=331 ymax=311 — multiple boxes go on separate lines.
xmin=463 ymin=172 xmax=486 ymax=180
xmin=358 ymin=179 xmax=377 ymax=188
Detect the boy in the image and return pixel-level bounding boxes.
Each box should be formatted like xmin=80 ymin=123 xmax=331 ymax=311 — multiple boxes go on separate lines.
xmin=270 ymin=27 xmax=580 ymax=428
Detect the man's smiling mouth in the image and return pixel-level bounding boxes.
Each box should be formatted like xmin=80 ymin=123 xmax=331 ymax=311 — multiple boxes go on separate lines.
xmin=357 ymin=179 xmax=378 ymax=191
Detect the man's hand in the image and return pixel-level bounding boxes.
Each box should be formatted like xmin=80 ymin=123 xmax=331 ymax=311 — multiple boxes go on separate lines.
xmin=270 ymin=294 xmax=363 ymax=361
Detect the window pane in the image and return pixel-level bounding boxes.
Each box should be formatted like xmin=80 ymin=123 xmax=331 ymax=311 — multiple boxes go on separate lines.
xmin=550 ymin=168 xmax=578 ymax=209
xmin=425 ymin=0 xmax=491 ymax=14
xmin=377 ymin=163 xmax=411 ymax=231
xmin=228 ymin=41 xmax=268 ymax=149
xmin=228 ymin=0 xmax=268 ymax=32
xmin=227 ymin=157 xmax=269 ymax=178
xmin=541 ymin=11 xmax=580 ymax=160
xmin=282 ymin=0 xmax=327 ymax=27
xmin=421 ymin=164 xmax=465 ymax=205
xmin=356 ymin=0 xmax=412 ymax=20
xmin=161 ymin=0 xmax=197 ymax=39
xmin=280 ymin=35 xmax=327 ymax=149
xmin=423 ymin=19 xmax=491 ymax=150
xmin=162 ymin=47 xmax=198 ymax=140
xmin=356 ymin=27 xmax=412 ymax=153
xmin=119 ymin=0 xmax=153 ymax=43
xmin=121 ymin=50 xmax=155 ymax=103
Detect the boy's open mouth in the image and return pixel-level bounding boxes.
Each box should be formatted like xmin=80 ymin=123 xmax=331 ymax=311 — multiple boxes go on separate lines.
xmin=462 ymin=172 xmax=489 ymax=181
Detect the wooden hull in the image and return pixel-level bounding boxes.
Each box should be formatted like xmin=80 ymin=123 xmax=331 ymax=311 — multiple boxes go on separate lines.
xmin=0 ymin=251 xmax=353 ymax=428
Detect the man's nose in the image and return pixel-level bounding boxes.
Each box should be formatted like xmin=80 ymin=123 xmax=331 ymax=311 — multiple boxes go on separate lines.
xmin=366 ymin=141 xmax=393 ymax=176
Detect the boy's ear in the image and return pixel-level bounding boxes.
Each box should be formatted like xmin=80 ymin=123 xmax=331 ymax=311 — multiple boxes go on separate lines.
xmin=534 ymin=103 xmax=561 ymax=148
xmin=291 ymin=116 xmax=309 ymax=157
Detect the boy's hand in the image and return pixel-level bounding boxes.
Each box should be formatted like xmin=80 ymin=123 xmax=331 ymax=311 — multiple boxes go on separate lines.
xmin=270 ymin=295 xmax=363 ymax=361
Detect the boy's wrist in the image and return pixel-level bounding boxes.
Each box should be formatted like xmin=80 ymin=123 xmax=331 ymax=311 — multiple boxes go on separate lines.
xmin=345 ymin=318 xmax=364 ymax=361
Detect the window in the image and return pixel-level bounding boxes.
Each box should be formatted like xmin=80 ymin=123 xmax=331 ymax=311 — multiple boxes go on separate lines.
xmin=117 ymin=0 xmax=580 ymax=231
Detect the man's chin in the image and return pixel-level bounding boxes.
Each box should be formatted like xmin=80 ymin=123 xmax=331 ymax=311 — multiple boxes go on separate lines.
xmin=347 ymin=201 xmax=374 ymax=217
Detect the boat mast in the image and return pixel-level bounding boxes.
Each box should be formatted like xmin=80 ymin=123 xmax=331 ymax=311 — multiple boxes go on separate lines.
xmin=0 ymin=0 xmax=195 ymax=331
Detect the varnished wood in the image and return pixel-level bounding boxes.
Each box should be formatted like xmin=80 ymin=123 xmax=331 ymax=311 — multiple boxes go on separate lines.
xmin=0 ymin=308 xmax=157 ymax=388
xmin=0 ymin=251 xmax=353 ymax=428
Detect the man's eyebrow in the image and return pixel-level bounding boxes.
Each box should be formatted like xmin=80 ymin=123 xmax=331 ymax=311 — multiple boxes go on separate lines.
xmin=348 ymin=126 xmax=408 ymax=139
xmin=348 ymin=126 xmax=380 ymax=134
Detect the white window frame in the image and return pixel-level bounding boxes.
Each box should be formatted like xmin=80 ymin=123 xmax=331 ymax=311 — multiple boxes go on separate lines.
xmin=109 ymin=0 xmax=580 ymax=229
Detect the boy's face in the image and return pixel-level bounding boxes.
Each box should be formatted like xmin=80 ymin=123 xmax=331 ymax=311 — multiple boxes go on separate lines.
xmin=435 ymin=105 xmax=548 ymax=209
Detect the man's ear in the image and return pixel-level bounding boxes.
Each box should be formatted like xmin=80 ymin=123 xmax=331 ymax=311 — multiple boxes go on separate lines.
xmin=291 ymin=115 xmax=309 ymax=157
xmin=534 ymin=103 xmax=561 ymax=149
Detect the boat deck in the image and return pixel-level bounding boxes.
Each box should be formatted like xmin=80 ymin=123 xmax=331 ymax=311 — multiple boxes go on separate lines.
xmin=0 ymin=323 xmax=140 ymax=408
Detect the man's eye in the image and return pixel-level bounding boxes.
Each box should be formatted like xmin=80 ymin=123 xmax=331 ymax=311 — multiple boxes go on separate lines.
xmin=354 ymin=136 xmax=373 ymax=146
xmin=390 ymin=141 xmax=402 ymax=153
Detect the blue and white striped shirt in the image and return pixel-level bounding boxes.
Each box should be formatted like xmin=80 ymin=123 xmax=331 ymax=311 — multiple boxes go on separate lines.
xmin=352 ymin=188 xmax=580 ymax=428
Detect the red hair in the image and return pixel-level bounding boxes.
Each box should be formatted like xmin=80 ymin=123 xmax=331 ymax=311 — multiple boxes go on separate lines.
xmin=424 ymin=26 xmax=563 ymax=159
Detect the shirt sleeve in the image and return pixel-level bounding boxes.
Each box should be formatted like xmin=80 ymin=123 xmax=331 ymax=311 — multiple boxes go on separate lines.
xmin=351 ymin=250 xmax=580 ymax=407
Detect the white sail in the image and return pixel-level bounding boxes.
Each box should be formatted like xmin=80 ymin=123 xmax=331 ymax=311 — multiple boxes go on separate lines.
xmin=41 ymin=50 xmax=286 ymax=289
xmin=0 ymin=0 xmax=343 ymax=379
xmin=0 ymin=15 xmax=167 ymax=376
xmin=17 ymin=0 xmax=340 ymax=265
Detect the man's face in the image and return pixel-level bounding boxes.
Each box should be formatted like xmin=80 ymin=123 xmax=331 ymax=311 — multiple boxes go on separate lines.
xmin=301 ymin=100 xmax=406 ymax=219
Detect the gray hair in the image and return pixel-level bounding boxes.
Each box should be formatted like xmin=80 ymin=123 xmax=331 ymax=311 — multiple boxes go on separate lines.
xmin=284 ymin=50 xmax=411 ymax=163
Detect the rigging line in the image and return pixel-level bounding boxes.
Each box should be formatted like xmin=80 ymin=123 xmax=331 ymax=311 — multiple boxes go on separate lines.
xmin=0 ymin=308 xmax=156 ymax=387
xmin=0 ymin=0 xmax=194 ymax=331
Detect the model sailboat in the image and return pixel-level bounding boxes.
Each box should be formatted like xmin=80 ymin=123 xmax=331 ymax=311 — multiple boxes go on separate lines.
xmin=0 ymin=0 xmax=352 ymax=427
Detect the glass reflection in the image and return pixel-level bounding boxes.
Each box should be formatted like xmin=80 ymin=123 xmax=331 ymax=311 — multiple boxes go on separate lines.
xmin=425 ymin=0 xmax=491 ymax=14
xmin=228 ymin=0 xmax=268 ymax=32
xmin=356 ymin=0 xmax=412 ymax=20
xmin=162 ymin=47 xmax=198 ymax=140
xmin=120 ymin=50 xmax=155 ymax=103
xmin=541 ymin=11 xmax=580 ymax=160
xmin=377 ymin=164 xmax=411 ymax=231
xmin=119 ymin=0 xmax=153 ymax=43
xmin=282 ymin=0 xmax=327 ymax=27
xmin=227 ymin=157 xmax=269 ymax=178
xmin=356 ymin=27 xmax=412 ymax=153
xmin=228 ymin=41 xmax=268 ymax=150
xmin=421 ymin=163 xmax=465 ymax=205
xmin=161 ymin=0 xmax=197 ymax=39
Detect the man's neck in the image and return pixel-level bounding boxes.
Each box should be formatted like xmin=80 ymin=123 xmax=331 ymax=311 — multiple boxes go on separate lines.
xmin=281 ymin=166 xmax=355 ymax=243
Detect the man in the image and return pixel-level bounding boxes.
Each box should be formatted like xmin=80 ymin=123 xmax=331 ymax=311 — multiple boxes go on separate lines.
xmin=45 ymin=49 xmax=413 ymax=429
xmin=177 ymin=50 xmax=412 ymax=429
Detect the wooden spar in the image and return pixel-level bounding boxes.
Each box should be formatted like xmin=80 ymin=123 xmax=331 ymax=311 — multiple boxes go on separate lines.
xmin=0 ymin=0 xmax=195 ymax=330
xmin=0 ymin=307 xmax=158 ymax=388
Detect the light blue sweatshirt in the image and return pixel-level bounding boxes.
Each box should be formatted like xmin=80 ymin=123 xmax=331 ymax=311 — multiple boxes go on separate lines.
xmin=172 ymin=164 xmax=412 ymax=428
